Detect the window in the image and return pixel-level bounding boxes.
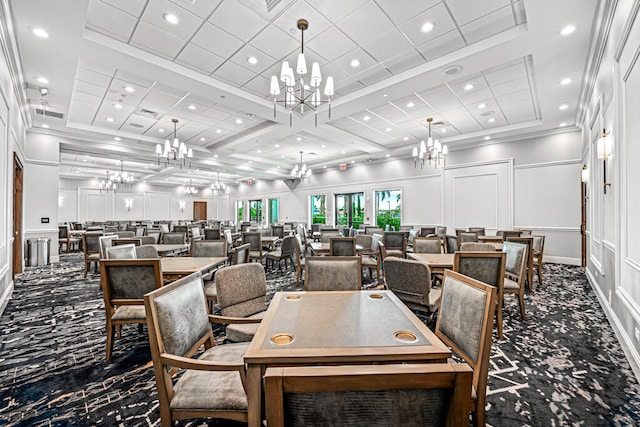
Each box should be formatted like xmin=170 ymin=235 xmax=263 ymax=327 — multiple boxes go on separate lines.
xmin=249 ymin=199 xmax=263 ymax=223
xmin=334 ymin=192 xmax=364 ymax=229
xmin=375 ymin=189 xmax=401 ymax=230
xmin=235 ymin=200 xmax=244 ymax=223
xmin=268 ymin=198 xmax=279 ymax=224
xmin=310 ymin=195 xmax=326 ymax=224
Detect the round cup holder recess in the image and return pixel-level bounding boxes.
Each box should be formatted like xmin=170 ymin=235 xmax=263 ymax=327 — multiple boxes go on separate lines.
xmin=270 ymin=333 xmax=295 ymax=345
xmin=285 ymin=294 xmax=302 ymax=301
xmin=368 ymin=293 xmax=384 ymax=300
xmin=394 ymin=330 xmax=418 ymax=343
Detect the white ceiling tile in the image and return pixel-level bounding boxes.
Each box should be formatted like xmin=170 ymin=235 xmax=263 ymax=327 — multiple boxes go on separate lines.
xmin=112 ymin=75 xmax=154 ymax=94
xmin=459 ymin=6 xmax=515 ymax=44
xmin=121 ymin=114 xmax=157 ymax=133
xmin=273 ymin=1 xmax=332 ymax=41
xmin=459 ymin=87 xmax=493 ymax=104
xmin=448 ymin=73 xmax=487 ymax=95
xmin=140 ymin=0 xmax=203 ymax=41
xmin=249 ymin=25 xmax=299 ymax=61
xmin=418 ymin=86 xmax=460 ymax=111
xmin=191 ymin=23 xmax=245 ymax=58
xmin=484 ymin=61 xmax=527 ymax=86
xmin=86 ymin=0 xmax=138 ymax=42
xmin=333 ymin=47 xmax=377 ymax=76
xmin=168 ymin=0 xmax=223 ymax=17
xmin=376 ymin=0 xmax=441 ymax=25
xmin=208 ymin=1 xmax=268 ymax=42
xmin=362 ymin=28 xmax=415 ymax=63
xmin=440 ymin=108 xmax=482 ymax=133
xmin=315 ymin=62 xmax=351 ymax=86
xmin=399 ymin=3 xmax=457 ymax=46
xmin=444 ymin=0 xmax=510 ymax=26
xmin=496 ymin=89 xmax=531 ymax=106
xmin=242 ymin=75 xmax=271 ymax=97
xmin=306 ymin=0 xmax=368 ymax=22
xmin=306 ymin=26 xmax=358 ymax=62
xmin=75 ymin=67 xmax=112 ymax=87
xmin=416 ymin=29 xmax=466 ymax=60
xmin=502 ymin=100 xmax=535 ymax=123
xmin=228 ymin=44 xmax=277 ymax=75
xmin=356 ymin=65 xmax=393 ymax=86
xmin=336 ymin=2 xmax=395 ymax=44
xmin=130 ymin=22 xmax=186 ymax=59
xmin=213 ymin=61 xmax=257 ymax=87
xmin=175 ymin=43 xmax=225 ymax=74
xmin=100 ymin=0 xmax=147 ymax=17
xmin=74 ymin=80 xmax=107 ymax=97
xmin=382 ymin=51 xmax=426 ymax=75
xmin=140 ymin=89 xmax=184 ymax=115
xmin=72 ymin=91 xmax=103 ymax=105
xmin=491 ymin=77 xmax=529 ymax=97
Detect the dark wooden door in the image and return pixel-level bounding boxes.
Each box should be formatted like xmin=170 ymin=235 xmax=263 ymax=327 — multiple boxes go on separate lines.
xmin=13 ymin=153 xmax=23 ymax=276
xmin=193 ymin=201 xmax=207 ymax=221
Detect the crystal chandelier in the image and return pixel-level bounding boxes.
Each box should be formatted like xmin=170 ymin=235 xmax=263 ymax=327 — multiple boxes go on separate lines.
xmin=211 ymin=171 xmax=227 ymax=194
xmin=183 ymin=179 xmax=198 ymax=197
xmin=156 ymin=118 xmax=193 ymax=168
xmin=413 ymin=118 xmax=448 ymax=169
xmin=291 ymin=151 xmax=312 ymax=181
xmin=270 ymin=19 xmax=334 ymax=127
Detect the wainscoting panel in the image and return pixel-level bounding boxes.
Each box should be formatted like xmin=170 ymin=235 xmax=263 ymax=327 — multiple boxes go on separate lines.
xmin=81 ymin=191 xmax=108 ymax=222
xmin=114 ymin=193 xmax=144 ymax=219
xmin=58 ymin=190 xmax=78 ymax=223
xmin=144 ymin=192 xmax=170 ymax=220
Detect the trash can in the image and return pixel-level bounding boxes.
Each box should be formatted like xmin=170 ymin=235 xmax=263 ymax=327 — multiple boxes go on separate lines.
xmin=27 ymin=237 xmax=51 ymax=267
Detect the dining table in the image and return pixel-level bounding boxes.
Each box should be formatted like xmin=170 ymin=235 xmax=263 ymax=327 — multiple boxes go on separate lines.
xmin=151 ymin=243 xmax=189 ymax=257
xmin=406 ymin=252 xmax=455 ymax=274
xmin=243 ymin=290 xmax=451 ymax=427
xmin=309 ymin=242 xmax=364 ymax=255
xmin=160 ymin=256 xmax=226 ymax=281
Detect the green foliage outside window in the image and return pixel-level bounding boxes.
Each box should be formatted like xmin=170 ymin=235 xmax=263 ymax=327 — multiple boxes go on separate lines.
xmin=375 ymin=190 xmax=401 ymax=230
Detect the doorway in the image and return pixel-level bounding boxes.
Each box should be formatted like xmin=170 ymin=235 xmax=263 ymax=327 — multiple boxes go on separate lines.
xmin=334 ymin=192 xmax=364 ymax=229
xmin=193 ymin=201 xmax=207 ymax=221
xmin=581 ymin=167 xmax=587 ymax=267
xmin=249 ymin=199 xmax=263 ymax=223
xmin=268 ymin=198 xmax=279 ymax=224
xmin=13 ymin=153 xmax=23 ymax=277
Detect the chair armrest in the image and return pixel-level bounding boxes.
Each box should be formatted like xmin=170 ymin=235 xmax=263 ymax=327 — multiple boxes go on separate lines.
xmin=160 ymin=353 xmax=244 ymax=372
xmin=209 ymin=314 xmax=263 ymax=325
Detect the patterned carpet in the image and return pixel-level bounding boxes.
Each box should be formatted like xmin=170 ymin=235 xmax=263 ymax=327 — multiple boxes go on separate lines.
xmin=1 ymin=254 xmax=639 ymax=426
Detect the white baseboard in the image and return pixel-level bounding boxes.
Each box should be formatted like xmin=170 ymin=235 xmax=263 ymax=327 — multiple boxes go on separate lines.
xmin=0 ymin=279 xmax=14 ymax=317
xmin=585 ymin=268 xmax=640 ymax=384
xmin=545 ymin=255 xmax=581 ymax=266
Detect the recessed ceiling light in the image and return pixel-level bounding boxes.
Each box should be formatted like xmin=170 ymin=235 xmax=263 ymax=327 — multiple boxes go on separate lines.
xmin=275 ymin=144 xmax=280 ymax=148
xmin=106 ymin=117 xmax=114 ymax=122
xmin=383 ymin=93 xmax=388 ymax=97
xmin=37 ymin=76 xmax=49 ymax=84
xmin=559 ymin=103 xmax=569 ymax=110
xmin=484 ymin=136 xmax=491 ymax=140
xmin=386 ymin=154 xmax=390 ymax=158
xmin=478 ymin=103 xmax=487 ymax=109
xmin=247 ymin=56 xmax=258 ymax=65
xmin=114 ymin=103 xmax=123 ymax=109
xmin=41 ymin=124 xmax=49 ymax=128
xmin=214 ymin=154 xmax=219 ymax=158
xmin=406 ymin=102 xmax=415 ymax=108
xmin=188 ymin=104 xmax=196 ymax=110
xmin=257 ymin=150 xmax=261 ymax=153
xmin=235 ymin=118 xmax=242 ymax=124
xmin=363 ymin=115 xmax=370 ymax=121
xmin=216 ymin=129 xmax=222 ymax=133
xmin=420 ymin=21 xmax=435 ymax=33
xmin=403 ymin=136 xmax=409 ymax=141
xmin=321 ymin=144 xmax=326 ymax=148
xmin=464 ymin=83 xmax=474 ymax=91
xmin=560 ymin=25 xmax=576 ymax=36
xmin=32 ymin=28 xmax=49 ymax=38
xmin=114 ymin=137 xmax=121 ymax=141
xmin=441 ymin=128 xmax=447 ymax=133
xmin=124 ymin=85 xmax=135 ymax=93
xmin=277 ymin=165 xmax=280 ymax=169
xmin=323 ymin=165 xmax=327 ymax=168
xmin=248 ymin=160 xmax=252 ymax=164
xmin=560 ymin=78 xmax=572 ymax=85
xmin=488 ymin=118 xmax=496 ymax=123
xmin=158 ymin=128 xmax=165 ymax=133
xmin=351 ymin=160 xmax=355 ymax=164
xmin=350 ymin=59 xmax=360 ymax=68
xmin=386 ymin=127 xmax=392 ymax=132
xmin=559 ymin=122 xmax=568 ymax=127
xmin=163 ymin=13 xmax=179 ymax=25
xmin=296 ymin=137 xmax=302 ymax=141
xmin=341 ymin=151 xmax=346 ymax=154
xmin=200 ymin=137 xmax=205 ymax=141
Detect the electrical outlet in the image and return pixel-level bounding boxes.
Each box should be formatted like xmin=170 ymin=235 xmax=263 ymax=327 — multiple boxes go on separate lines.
xmin=635 ymin=327 xmax=640 ymax=341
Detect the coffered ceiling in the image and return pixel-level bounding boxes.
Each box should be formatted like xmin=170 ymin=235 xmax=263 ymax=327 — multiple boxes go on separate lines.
xmin=9 ymin=0 xmax=599 ymax=189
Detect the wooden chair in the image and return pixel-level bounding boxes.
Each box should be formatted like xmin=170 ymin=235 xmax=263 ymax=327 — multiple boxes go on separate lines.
xmin=382 ymin=231 xmax=407 ymax=258
xmin=172 ymin=225 xmax=188 ymax=234
xmin=435 ymin=270 xmax=497 ymax=427
xmin=459 ymin=232 xmax=479 ymax=243
xmin=135 ymin=245 xmax=159 ymax=259
xmin=204 ymin=243 xmax=249 ymax=312
xmin=460 ymin=242 xmax=496 ymax=252
xmin=203 ymin=228 xmax=221 ymax=240
xmin=265 ymin=363 xmax=473 ymax=427
xmin=506 ymin=236 xmax=534 ymax=291
xmin=445 ymin=235 xmax=459 ymax=253
xmin=98 ymin=235 xmax=118 ymax=259
xmin=100 ymin=258 xmax=163 ymax=360
xmin=212 ymin=263 xmax=266 ymax=342
xmin=319 ymin=230 xmax=340 ymax=243
xmin=329 ymin=237 xmax=356 ymax=256
xmin=502 ymin=241 xmax=528 ymax=321
xmin=498 ymin=230 xmax=521 ymax=240
xmin=453 ymin=251 xmax=506 ymax=340
xmin=82 ymin=232 xmax=103 ymax=277
xmin=531 ymin=235 xmax=546 ymax=287
xmin=144 ymin=272 xmax=251 ymax=426
xmin=294 ymin=234 xmax=306 ymax=286
xmin=163 ymin=232 xmax=186 ymax=244
xmin=420 ymin=226 xmax=436 ymax=237
xmin=242 ymin=231 xmax=264 ymax=264
xmin=58 ymin=225 xmax=80 ymax=252
xmin=112 ymin=238 xmax=142 ymax=247
xmin=413 ymin=236 xmax=442 ymax=254
xmin=265 ymin=235 xmax=296 ymax=272
xmin=364 ymin=226 xmax=384 ymax=235
xmin=383 ymin=257 xmax=441 ymax=322
xmin=271 ymin=224 xmax=284 ymax=239
xmin=304 ymin=256 xmax=362 ymax=291
xmin=106 ymin=243 xmax=137 ymax=259
xmin=468 ymin=227 xmax=486 ymax=237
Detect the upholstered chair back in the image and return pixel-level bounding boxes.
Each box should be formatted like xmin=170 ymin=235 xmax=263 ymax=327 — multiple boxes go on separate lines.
xmin=445 ymin=235 xmax=459 ymax=253
xmin=146 ymin=231 xmax=161 ymax=244
xmin=99 ymin=235 xmax=118 ymax=259
xmin=136 ymin=245 xmax=159 ymax=259
xmin=59 ymin=225 xmax=69 ymax=239
xmin=139 ymin=236 xmax=155 ymax=245
xmin=382 ymin=231 xmax=405 ymax=249
xmin=320 ymin=231 xmax=340 ymax=243
xmin=116 ymin=231 xmax=135 ymax=238
xmin=191 ymin=227 xmax=202 ymax=240
xmin=460 ymin=242 xmax=495 ymax=252
xmin=204 ymin=228 xmax=221 ymax=240
xmin=135 ymin=226 xmax=146 ymax=237
xmin=101 ymin=259 xmax=162 ymax=301
xmin=453 ymin=252 xmax=506 ymax=290
xmin=468 ymin=227 xmax=486 ymax=237
xmin=215 ymin=263 xmax=267 ymax=318
xmin=173 ymin=225 xmax=188 ymax=233
xmin=159 ymin=223 xmax=170 ymax=233
xmin=500 ymin=230 xmax=521 ymax=240
xmin=113 ymin=238 xmax=141 ymax=247
xmin=224 ymin=229 xmax=234 ymax=247
xmin=107 ymin=244 xmax=138 ymax=260
xmin=532 ymin=235 xmax=545 ymax=253
xmin=280 ymin=235 xmax=297 ymax=257
xmin=271 ymin=225 xmax=284 ymax=238
xmin=384 ymin=257 xmax=439 ymax=313
xmin=191 ymin=240 xmax=226 ymax=257
xmin=163 ymin=232 xmax=186 ymax=244
xmin=502 ymin=241 xmax=527 ymax=277
xmin=305 ymin=256 xmax=362 ymax=291
xmin=355 ymin=234 xmax=372 ymax=252
xmin=436 ymin=225 xmax=447 ymax=237
xmin=84 ymin=232 xmax=103 ymax=254
xmin=364 ymin=226 xmax=384 ymax=235
xmin=232 ymin=243 xmax=251 ymax=265
xmin=459 ymin=232 xmax=478 ymax=243
xmin=329 ymin=237 xmax=356 ymax=256
xmin=413 ymin=237 xmax=442 ymax=254
xmin=420 ymin=226 xmax=436 ymax=237
xmin=242 ymin=232 xmax=262 ymax=251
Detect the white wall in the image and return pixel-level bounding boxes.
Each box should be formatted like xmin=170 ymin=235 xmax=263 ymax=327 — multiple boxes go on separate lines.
xmin=581 ymin=0 xmax=640 ymax=378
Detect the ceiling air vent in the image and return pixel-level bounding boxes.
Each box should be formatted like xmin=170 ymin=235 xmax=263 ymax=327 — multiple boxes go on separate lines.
xmin=34 ymin=108 xmax=64 ymax=120
xmin=265 ymin=0 xmax=282 ymax=12
xmin=137 ymin=108 xmax=158 ymax=118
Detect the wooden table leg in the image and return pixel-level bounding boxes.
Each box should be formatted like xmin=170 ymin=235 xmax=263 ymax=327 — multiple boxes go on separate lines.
xmin=246 ymin=364 xmax=263 ymax=427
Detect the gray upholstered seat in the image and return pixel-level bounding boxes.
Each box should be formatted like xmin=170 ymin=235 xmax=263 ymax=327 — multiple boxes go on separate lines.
xmin=204 ymin=228 xmax=221 ymax=240
xmin=265 ymin=235 xmax=296 ymax=272
xmin=382 ymin=231 xmax=406 ymax=258
xmin=144 ymin=272 xmax=251 ymax=425
xmin=213 ymin=263 xmax=266 ymax=342
xmin=383 ymin=257 xmax=442 ymax=315
xmin=135 ymin=245 xmax=159 ymax=259
xmin=304 ymin=256 xmax=362 ymax=291
xmin=163 ymin=232 xmax=186 ymax=244
xmin=413 ymin=237 xmax=442 ymax=254
xmin=459 ymin=232 xmax=479 ymax=243
xmin=502 ymin=241 xmax=528 ymax=321
xmin=329 ymin=237 xmax=356 ymax=256
xmin=241 ymin=232 xmax=264 ymax=263
xmin=460 ymin=242 xmax=495 ymax=252
xmin=107 ymin=244 xmax=137 ymax=259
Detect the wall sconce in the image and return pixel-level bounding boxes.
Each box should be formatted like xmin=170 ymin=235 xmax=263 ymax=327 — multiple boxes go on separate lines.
xmin=179 ymin=200 xmax=186 ymax=212
xmin=596 ymin=128 xmax=612 ymax=193
xmin=581 ymin=164 xmax=589 ymax=183
xmin=124 ymin=198 xmax=133 ymax=212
